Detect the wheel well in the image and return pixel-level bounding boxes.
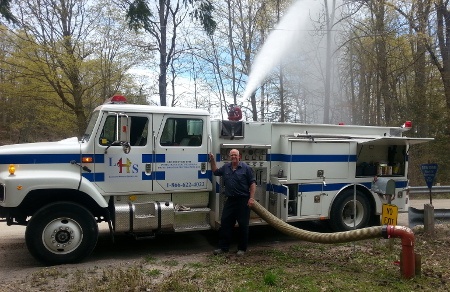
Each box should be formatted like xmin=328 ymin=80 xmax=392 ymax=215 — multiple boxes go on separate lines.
xmin=328 ymin=184 xmax=377 ymax=231
xmin=17 ymin=189 xmax=107 ymax=219
xmin=338 ymin=185 xmax=376 ymax=215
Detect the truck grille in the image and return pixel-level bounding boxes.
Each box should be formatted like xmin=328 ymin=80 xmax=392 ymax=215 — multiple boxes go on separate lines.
xmin=0 ymin=184 xmax=4 ymax=202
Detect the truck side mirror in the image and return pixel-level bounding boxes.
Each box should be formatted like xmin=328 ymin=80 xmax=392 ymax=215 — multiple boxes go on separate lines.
xmin=102 ymin=113 xmax=132 ymax=154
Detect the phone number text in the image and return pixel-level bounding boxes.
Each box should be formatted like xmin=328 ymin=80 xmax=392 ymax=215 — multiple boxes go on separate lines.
xmin=166 ymin=181 xmax=206 ymax=188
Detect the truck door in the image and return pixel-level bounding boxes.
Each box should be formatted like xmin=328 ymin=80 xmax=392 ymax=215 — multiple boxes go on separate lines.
xmin=289 ymin=140 xmax=351 ymax=217
xmin=153 ymin=115 xmax=209 ymax=192
xmin=93 ymin=112 xmax=153 ymax=193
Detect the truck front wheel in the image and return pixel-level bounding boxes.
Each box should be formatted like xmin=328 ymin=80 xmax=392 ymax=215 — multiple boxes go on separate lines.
xmin=329 ymin=190 xmax=371 ymax=231
xmin=25 ymin=202 xmax=98 ymax=265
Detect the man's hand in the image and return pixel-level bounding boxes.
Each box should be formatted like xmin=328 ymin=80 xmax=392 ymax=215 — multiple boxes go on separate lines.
xmin=209 ymin=153 xmax=218 ymax=172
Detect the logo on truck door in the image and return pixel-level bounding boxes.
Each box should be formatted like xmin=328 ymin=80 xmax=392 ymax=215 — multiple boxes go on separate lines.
xmin=106 ymin=154 xmax=140 ymax=179
xmin=113 ymin=157 xmax=139 ymax=174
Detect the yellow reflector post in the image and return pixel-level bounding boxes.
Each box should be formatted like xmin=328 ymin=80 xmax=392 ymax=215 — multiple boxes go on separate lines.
xmin=8 ymin=164 xmax=15 ymax=175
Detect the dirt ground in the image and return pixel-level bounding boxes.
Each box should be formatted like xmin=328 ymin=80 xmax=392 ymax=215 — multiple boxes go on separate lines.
xmin=0 ymin=198 xmax=449 ymax=291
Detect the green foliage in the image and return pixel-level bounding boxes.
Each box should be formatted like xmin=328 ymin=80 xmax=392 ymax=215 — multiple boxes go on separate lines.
xmin=263 ymin=270 xmax=279 ymax=286
xmin=126 ymin=0 xmax=153 ymax=32
xmin=161 ymin=259 xmax=179 ymax=267
xmin=126 ymin=0 xmax=216 ymax=35
xmin=144 ymin=255 xmax=157 ymax=263
xmin=146 ymin=268 xmax=161 ymax=277
xmin=0 ymin=1 xmax=152 ymax=143
xmin=188 ymin=0 xmax=216 ymax=35
xmin=0 ymin=0 xmax=16 ymax=23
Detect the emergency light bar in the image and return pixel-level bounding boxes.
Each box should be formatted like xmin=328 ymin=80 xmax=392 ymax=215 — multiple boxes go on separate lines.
xmin=397 ymin=120 xmax=412 ymax=133
xmin=105 ymin=95 xmax=127 ymax=104
xmin=402 ymin=121 xmax=412 ymax=129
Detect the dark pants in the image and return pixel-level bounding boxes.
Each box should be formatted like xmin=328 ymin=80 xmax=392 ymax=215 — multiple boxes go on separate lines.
xmin=218 ymin=196 xmax=250 ymax=251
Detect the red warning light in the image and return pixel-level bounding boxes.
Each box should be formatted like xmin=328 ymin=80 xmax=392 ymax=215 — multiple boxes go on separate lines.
xmin=105 ymin=95 xmax=127 ymax=104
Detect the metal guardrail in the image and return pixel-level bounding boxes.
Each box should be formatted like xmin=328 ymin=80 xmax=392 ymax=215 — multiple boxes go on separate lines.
xmin=407 ymin=186 xmax=450 ymax=195
xmin=408 ymin=207 xmax=450 ymax=228
xmin=407 ymin=186 xmax=450 ymax=228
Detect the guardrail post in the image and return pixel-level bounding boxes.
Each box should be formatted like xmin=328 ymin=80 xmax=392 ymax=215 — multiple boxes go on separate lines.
xmin=424 ymin=204 xmax=435 ymax=235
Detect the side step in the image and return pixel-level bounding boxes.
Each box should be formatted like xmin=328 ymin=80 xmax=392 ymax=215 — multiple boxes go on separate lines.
xmin=174 ymin=207 xmax=211 ymax=232
xmin=174 ymin=224 xmax=211 ymax=232
xmin=174 ymin=207 xmax=210 ymax=213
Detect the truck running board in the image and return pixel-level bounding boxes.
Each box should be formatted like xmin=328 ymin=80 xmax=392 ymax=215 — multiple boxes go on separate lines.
xmin=174 ymin=224 xmax=212 ymax=232
xmin=174 ymin=207 xmax=211 ymax=232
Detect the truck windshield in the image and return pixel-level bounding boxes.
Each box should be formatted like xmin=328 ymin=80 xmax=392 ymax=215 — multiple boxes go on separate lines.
xmin=81 ymin=111 xmax=100 ymax=142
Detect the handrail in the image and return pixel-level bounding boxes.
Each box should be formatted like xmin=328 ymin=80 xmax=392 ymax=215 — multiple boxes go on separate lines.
xmin=407 ymin=186 xmax=450 ymax=195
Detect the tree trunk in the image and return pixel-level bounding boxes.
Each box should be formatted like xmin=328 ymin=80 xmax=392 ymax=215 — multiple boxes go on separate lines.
xmin=374 ymin=0 xmax=389 ymax=125
xmin=159 ymin=0 xmax=168 ymax=106
xmin=411 ymin=0 xmax=430 ymax=136
xmin=323 ymin=0 xmax=336 ymax=124
xmin=227 ymin=0 xmax=237 ymax=104
xmin=279 ymin=65 xmax=285 ymax=122
xmin=260 ymin=84 xmax=265 ymax=121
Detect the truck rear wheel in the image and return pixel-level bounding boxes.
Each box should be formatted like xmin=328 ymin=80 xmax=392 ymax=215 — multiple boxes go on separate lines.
xmin=329 ymin=189 xmax=371 ymax=231
xmin=25 ymin=202 xmax=98 ymax=265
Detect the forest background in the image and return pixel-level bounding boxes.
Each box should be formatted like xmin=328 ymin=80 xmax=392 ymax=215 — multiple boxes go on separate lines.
xmin=0 ymin=0 xmax=448 ymax=186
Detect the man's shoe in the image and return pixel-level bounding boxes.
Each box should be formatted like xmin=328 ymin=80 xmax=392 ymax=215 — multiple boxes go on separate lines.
xmin=236 ymin=250 xmax=245 ymax=256
xmin=213 ymin=249 xmax=227 ymax=255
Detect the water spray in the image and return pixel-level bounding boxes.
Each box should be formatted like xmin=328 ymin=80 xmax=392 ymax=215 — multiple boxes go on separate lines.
xmin=243 ymin=0 xmax=320 ymax=100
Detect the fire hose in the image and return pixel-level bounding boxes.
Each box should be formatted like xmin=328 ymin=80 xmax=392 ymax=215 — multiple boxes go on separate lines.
xmin=250 ymin=201 xmax=417 ymax=279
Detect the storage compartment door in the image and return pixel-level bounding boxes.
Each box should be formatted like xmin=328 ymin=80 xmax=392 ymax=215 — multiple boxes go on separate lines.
xmin=289 ymin=141 xmax=351 ymax=180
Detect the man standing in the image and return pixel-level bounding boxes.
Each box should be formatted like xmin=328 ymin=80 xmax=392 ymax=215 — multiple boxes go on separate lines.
xmin=209 ymin=149 xmax=256 ymax=256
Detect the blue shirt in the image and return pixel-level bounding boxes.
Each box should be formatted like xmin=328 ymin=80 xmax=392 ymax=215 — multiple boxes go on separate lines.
xmin=213 ymin=161 xmax=256 ymax=197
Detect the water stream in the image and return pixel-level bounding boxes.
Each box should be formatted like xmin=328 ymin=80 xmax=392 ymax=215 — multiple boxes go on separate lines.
xmin=242 ymin=0 xmax=321 ymax=100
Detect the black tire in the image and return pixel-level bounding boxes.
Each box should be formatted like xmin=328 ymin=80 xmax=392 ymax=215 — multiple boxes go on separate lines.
xmin=25 ymin=202 xmax=98 ymax=265
xmin=369 ymin=213 xmax=381 ymax=227
xmin=329 ymin=190 xmax=371 ymax=232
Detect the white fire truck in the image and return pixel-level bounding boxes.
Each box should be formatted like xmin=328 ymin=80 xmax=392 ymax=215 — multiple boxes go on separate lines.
xmin=0 ymin=96 xmax=432 ymax=264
